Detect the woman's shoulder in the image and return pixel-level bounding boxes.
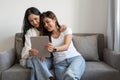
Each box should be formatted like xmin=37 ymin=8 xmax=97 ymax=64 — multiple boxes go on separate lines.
xmin=60 ymin=25 xmax=71 ymax=31
xmin=26 ymin=28 xmax=39 ymax=36
xmin=27 ymin=28 xmax=39 ymax=33
xmin=61 ymin=25 xmax=72 ymax=34
xmin=27 ymin=28 xmax=36 ymax=33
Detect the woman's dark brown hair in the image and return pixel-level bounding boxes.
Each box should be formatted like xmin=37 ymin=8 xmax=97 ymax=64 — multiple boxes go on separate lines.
xmin=40 ymin=11 xmax=61 ymax=36
xmin=22 ymin=7 xmax=41 ymax=46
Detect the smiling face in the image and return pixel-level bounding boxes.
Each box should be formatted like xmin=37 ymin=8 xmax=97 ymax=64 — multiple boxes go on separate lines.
xmin=28 ymin=14 xmax=40 ymax=28
xmin=43 ymin=17 xmax=56 ymax=32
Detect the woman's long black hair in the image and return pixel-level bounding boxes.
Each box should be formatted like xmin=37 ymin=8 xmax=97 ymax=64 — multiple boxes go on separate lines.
xmin=22 ymin=7 xmax=41 ymax=46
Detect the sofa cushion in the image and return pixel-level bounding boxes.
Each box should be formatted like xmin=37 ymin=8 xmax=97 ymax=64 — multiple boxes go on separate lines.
xmin=72 ymin=35 xmax=99 ymax=61
xmin=2 ymin=64 xmax=31 ymax=80
xmin=81 ymin=62 xmax=120 ymax=80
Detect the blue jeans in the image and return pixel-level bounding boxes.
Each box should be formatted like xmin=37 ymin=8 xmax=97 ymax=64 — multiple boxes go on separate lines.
xmin=26 ymin=56 xmax=53 ymax=80
xmin=54 ymin=56 xmax=85 ymax=80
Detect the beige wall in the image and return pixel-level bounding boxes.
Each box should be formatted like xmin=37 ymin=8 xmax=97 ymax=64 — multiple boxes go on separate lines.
xmin=0 ymin=0 xmax=108 ymax=51
xmin=73 ymin=0 xmax=108 ymax=33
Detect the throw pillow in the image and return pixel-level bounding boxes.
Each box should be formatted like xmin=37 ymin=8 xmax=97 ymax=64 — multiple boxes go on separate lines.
xmin=72 ymin=35 xmax=99 ymax=61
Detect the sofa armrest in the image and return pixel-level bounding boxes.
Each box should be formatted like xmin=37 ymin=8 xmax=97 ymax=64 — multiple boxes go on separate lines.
xmin=0 ymin=48 xmax=16 ymax=72
xmin=104 ymin=48 xmax=120 ymax=71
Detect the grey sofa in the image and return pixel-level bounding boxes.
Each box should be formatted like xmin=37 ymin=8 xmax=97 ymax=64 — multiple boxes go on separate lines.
xmin=0 ymin=33 xmax=120 ymax=80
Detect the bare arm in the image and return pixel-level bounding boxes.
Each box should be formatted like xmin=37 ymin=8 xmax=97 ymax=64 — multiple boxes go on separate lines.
xmin=47 ymin=34 xmax=72 ymax=52
xmin=56 ymin=34 xmax=72 ymax=51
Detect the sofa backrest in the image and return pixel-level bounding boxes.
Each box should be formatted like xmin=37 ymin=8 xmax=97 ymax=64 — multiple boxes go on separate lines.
xmin=15 ymin=33 xmax=23 ymax=63
xmin=14 ymin=33 xmax=105 ymax=63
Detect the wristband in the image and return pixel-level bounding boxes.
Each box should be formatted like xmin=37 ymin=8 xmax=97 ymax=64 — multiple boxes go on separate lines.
xmin=53 ymin=47 xmax=57 ymax=52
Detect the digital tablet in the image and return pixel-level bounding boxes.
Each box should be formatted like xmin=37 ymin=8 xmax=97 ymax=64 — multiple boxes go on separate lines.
xmin=30 ymin=36 xmax=50 ymax=57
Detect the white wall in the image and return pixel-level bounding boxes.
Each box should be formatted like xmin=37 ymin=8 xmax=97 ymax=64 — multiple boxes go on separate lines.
xmin=0 ymin=0 xmax=108 ymax=51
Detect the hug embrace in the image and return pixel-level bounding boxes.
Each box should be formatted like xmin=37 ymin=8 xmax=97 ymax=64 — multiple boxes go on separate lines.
xmin=20 ymin=7 xmax=85 ymax=80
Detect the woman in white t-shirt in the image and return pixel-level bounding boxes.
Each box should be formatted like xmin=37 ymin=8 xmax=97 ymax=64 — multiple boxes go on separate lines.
xmin=41 ymin=11 xmax=86 ymax=80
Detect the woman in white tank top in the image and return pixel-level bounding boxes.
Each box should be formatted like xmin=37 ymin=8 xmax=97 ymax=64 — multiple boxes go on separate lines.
xmin=41 ymin=11 xmax=86 ymax=80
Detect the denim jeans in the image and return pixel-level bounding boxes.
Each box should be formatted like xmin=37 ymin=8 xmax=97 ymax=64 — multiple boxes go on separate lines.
xmin=26 ymin=56 xmax=53 ymax=80
xmin=54 ymin=56 xmax=85 ymax=80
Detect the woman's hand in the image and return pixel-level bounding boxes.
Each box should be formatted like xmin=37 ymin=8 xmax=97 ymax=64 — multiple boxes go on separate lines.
xmin=29 ymin=49 xmax=46 ymax=61
xmin=39 ymin=57 xmax=46 ymax=61
xmin=29 ymin=49 xmax=39 ymax=56
xmin=47 ymin=42 xmax=55 ymax=52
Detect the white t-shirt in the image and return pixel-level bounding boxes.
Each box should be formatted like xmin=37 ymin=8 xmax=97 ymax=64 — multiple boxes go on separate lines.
xmin=52 ymin=27 xmax=81 ymax=64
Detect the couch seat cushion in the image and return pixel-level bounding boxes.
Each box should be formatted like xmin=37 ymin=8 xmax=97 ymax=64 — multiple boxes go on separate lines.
xmin=81 ymin=62 xmax=120 ymax=80
xmin=2 ymin=64 xmax=31 ymax=80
